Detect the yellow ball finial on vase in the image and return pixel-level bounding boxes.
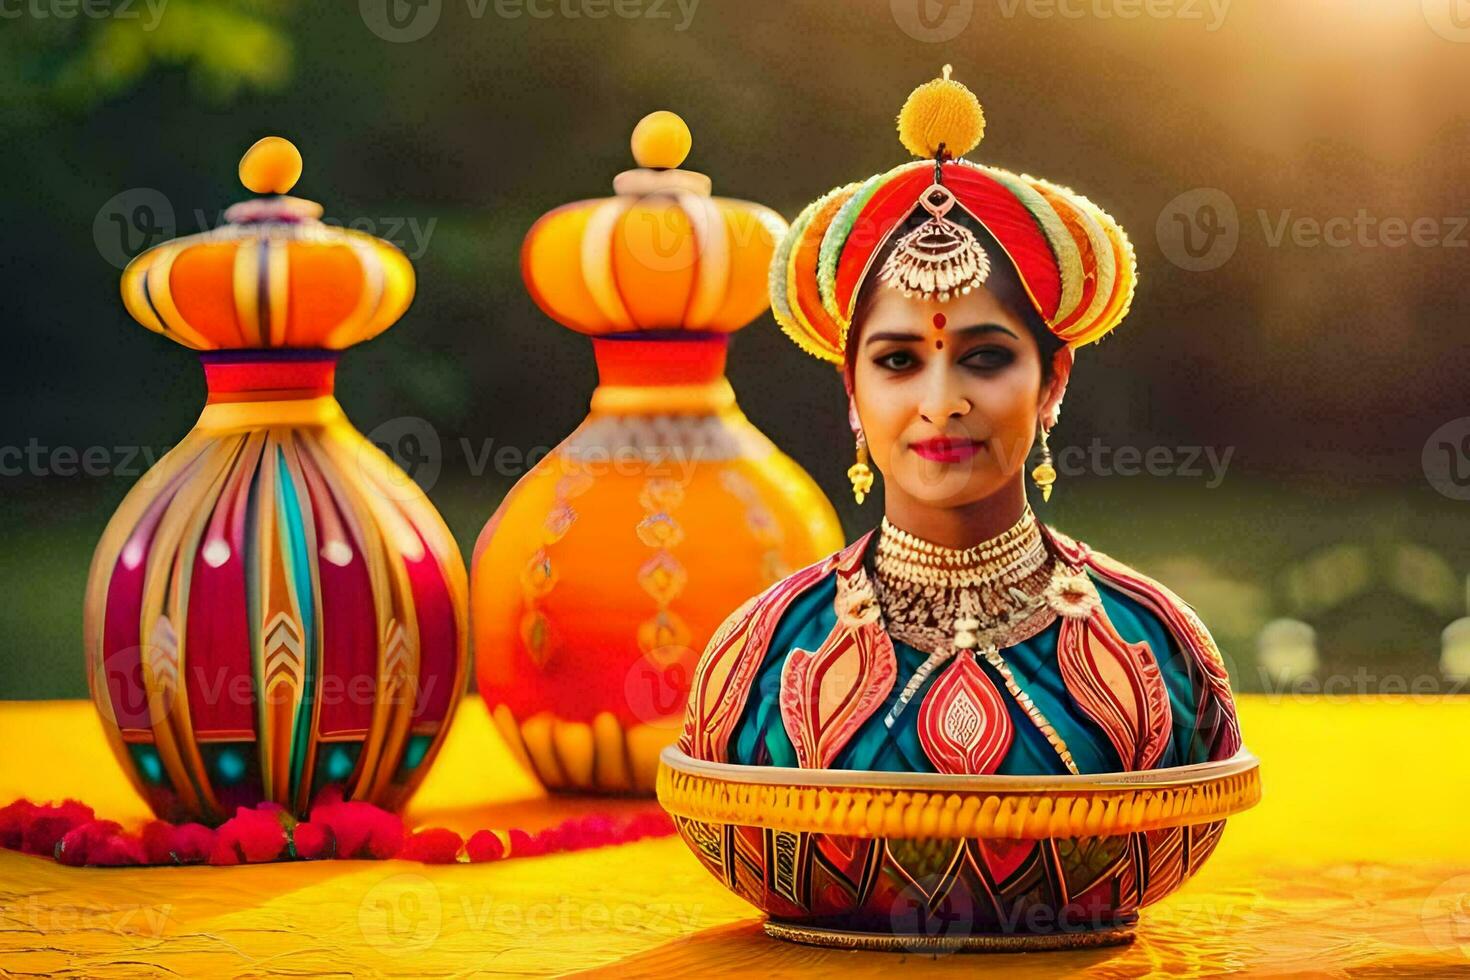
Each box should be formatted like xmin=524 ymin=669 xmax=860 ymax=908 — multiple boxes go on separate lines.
xmin=238 ymin=136 xmax=304 ymax=195
xmin=630 ymin=110 xmax=692 ymax=169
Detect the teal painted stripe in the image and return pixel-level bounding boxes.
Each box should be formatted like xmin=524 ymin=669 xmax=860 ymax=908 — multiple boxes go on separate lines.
xmin=275 ymin=448 xmax=316 ymax=803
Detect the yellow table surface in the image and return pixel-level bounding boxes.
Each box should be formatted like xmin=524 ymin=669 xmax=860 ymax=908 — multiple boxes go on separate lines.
xmin=2 ymin=695 xmax=1469 ymax=977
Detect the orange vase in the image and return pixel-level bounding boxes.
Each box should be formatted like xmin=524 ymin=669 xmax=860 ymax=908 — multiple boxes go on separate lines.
xmin=472 ymin=112 xmax=843 ymax=793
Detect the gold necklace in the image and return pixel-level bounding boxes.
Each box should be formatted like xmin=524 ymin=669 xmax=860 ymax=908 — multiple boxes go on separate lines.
xmin=870 ymin=506 xmax=1079 ymax=774
xmin=872 ymin=505 xmax=1052 ymax=635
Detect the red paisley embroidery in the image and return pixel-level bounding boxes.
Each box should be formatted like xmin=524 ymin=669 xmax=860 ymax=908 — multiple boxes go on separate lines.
xmin=778 ymin=556 xmax=896 ymax=769
xmin=916 ymin=651 xmax=1014 ymax=774
xmin=1057 ymin=608 xmax=1172 ymax=770
xmin=1040 ymin=524 xmax=1242 ymax=761
xmin=779 ymin=624 xmax=897 ymax=769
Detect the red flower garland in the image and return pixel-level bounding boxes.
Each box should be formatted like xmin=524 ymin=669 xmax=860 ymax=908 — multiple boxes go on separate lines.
xmin=0 ymin=793 xmax=675 ymax=869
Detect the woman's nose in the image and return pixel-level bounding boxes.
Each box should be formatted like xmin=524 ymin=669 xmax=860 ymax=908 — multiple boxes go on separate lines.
xmin=918 ymin=367 xmax=972 ymax=424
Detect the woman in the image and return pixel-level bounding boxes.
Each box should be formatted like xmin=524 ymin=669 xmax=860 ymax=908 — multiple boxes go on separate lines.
xmin=678 ymin=67 xmax=1241 ymax=776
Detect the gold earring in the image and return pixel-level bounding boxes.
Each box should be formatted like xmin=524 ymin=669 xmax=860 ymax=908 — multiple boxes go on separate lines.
xmin=848 ymin=432 xmax=874 ymax=505
xmin=1031 ymin=423 xmax=1057 ymax=502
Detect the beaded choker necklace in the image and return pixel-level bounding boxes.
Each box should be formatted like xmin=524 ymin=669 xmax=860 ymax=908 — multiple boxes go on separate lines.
xmin=869 ymin=506 xmax=1056 ymax=693
xmin=873 ymin=506 xmax=1050 ymax=623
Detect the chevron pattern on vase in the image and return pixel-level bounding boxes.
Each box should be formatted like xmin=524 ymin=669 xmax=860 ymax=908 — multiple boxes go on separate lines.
xmin=84 ymin=364 xmax=468 ymax=826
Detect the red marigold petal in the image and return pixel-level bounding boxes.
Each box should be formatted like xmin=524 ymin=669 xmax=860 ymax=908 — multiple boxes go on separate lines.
xmin=508 ymin=828 xmax=544 ymax=858
xmin=364 ymin=813 xmax=405 ymax=860
xmin=22 ymin=802 xmax=96 ymax=857
xmin=398 ymin=828 xmax=462 ymax=864
xmin=55 ymin=820 xmax=122 ymax=867
xmin=0 ymin=800 xmax=39 ymax=850
xmin=292 ymin=822 xmax=333 ymax=861
xmin=170 ymin=824 xmax=217 ymax=865
xmin=89 ymin=833 xmax=147 ymax=867
xmin=212 ymin=807 xmax=286 ymax=864
xmin=208 ymin=839 xmax=241 ymax=866
xmin=141 ymin=821 xmax=176 ymax=865
xmin=465 ymin=830 xmax=504 ymax=863
xmin=622 ymin=810 xmax=675 ymax=840
xmin=309 ymin=800 xmax=400 ymax=859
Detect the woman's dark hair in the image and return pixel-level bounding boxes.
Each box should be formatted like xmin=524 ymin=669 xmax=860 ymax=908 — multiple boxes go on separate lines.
xmin=846 ymin=214 xmax=1064 ymax=384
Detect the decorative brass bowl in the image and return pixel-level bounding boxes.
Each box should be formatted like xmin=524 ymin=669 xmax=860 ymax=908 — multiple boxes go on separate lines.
xmin=657 ymin=746 xmax=1261 ymax=952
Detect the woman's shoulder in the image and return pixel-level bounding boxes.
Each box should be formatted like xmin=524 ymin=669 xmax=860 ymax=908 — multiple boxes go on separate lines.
xmin=1044 ymin=524 xmax=1220 ymax=655
xmin=1042 ymin=523 xmax=1243 ymax=759
xmin=678 ymin=531 xmax=876 ymax=762
xmin=713 ymin=532 xmax=873 ymax=639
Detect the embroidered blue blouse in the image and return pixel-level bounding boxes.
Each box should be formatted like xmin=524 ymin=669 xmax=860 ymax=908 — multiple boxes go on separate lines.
xmin=727 ymin=562 xmax=1212 ymax=775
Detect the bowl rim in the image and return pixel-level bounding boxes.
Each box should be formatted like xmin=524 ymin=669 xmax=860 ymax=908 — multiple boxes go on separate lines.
xmin=656 ymin=746 xmax=1262 ymax=839
xmin=659 ymin=745 xmax=1259 ymax=792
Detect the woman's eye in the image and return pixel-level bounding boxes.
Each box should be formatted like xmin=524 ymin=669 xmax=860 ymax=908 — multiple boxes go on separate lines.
xmin=875 ymin=350 xmax=916 ymax=371
xmin=962 ymin=346 xmax=1016 ymax=370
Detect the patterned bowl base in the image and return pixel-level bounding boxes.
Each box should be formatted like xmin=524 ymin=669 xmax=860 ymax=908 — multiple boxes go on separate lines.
xmin=763 ymin=915 xmax=1138 ymax=953
xmin=673 ymin=814 xmax=1226 ymax=937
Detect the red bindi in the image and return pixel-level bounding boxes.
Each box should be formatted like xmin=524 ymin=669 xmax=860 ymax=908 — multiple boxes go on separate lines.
xmin=932 ymin=313 xmax=946 ymax=329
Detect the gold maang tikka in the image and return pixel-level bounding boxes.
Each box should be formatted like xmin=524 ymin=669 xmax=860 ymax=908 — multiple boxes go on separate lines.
xmin=876 ymin=176 xmax=992 ymax=303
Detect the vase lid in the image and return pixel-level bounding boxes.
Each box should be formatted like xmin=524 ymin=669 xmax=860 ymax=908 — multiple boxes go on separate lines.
xmin=120 ymin=136 xmax=416 ymax=351
xmin=521 ymin=110 xmax=788 ymax=338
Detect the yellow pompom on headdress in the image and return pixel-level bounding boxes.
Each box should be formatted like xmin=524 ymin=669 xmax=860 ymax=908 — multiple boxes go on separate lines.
xmin=897 ymin=64 xmax=986 ymax=159
xmin=771 ymin=66 xmax=1138 ymax=365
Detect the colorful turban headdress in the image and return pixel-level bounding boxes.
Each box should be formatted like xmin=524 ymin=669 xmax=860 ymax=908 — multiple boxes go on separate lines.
xmin=770 ymin=66 xmax=1138 ymax=364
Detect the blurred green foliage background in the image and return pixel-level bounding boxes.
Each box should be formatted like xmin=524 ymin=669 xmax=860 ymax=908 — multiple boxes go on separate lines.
xmin=1 ymin=0 xmax=1466 ymax=699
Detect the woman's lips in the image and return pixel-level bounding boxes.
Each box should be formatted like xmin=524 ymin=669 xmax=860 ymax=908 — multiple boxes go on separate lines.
xmin=909 ymin=437 xmax=984 ymax=463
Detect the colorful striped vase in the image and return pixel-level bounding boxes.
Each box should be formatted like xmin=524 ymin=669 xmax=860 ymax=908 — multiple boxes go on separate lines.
xmin=84 ymin=138 xmax=468 ymax=824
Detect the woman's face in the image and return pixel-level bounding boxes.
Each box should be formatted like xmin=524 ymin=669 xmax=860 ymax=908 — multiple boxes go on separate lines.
xmin=851 ymin=283 xmax=1071 ymax=510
